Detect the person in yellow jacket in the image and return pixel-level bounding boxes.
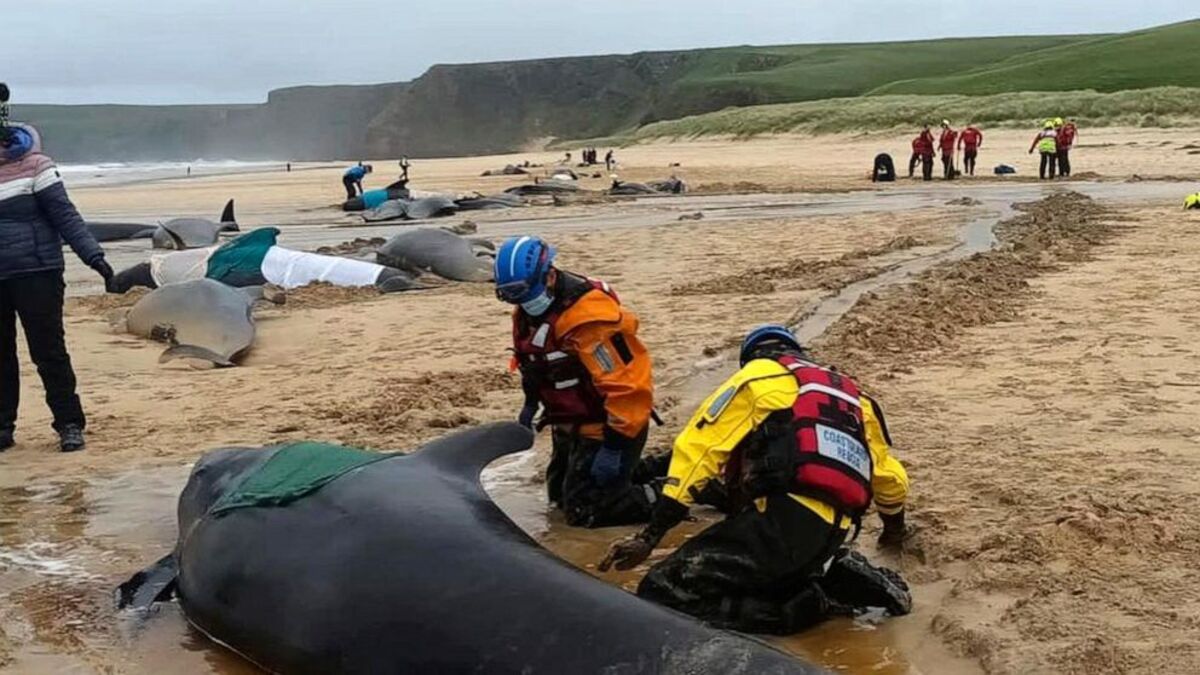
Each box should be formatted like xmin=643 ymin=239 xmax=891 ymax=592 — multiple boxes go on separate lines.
xmin=1185 ymin=193 xmax=1200 ymax=210
xmin=495 ymin=235 xmax=657 ymax=528
xmin=600 ymin=325 xmax=911 ymax=633
xmin=1029 ymin=120 xmax=1059 ymax=180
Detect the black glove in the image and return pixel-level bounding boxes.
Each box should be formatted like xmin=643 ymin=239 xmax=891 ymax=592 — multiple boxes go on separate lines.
xmin=878 ymin=510 xmax=909 ymax=549
xmin=517 ymin=402 xmax=538 ymax=430
xmin=598 ymin=534 xmax=654 ymax=572
xmin=90 ymin=258 xmax=116 ymax=292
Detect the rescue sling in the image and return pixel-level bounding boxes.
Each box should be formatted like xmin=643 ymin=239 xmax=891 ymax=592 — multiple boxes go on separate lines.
xmin=512 ymin=278 xmax=617 ymax=426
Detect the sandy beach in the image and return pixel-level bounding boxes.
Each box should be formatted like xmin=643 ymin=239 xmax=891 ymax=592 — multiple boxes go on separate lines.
xmin=2 ymin=126 xmax=1199 ymax=674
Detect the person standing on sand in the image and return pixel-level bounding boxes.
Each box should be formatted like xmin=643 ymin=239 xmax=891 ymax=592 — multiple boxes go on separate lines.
xmin=938 ymin=120 xmax=958 ymax=180
xmin=605 ymin=149 xmax=615 ymax=172
xmin=918 ymin=125 xmax=936 ymax=181
xmin=342 ymin=163 xmax=372 ymax=199
xmin=958 ymin=124 xmax=983 ymax=176
xmin=907 ymin=134 xmax=923 ymax=178
xmin=1029 ymin=120 xmax=1059 ymax=180
xmin=0 ymin=92 xmax=114 ymax=453
xmin=494 ymin=235 xmax=659 ymax=528
xmin=1057 ymin=118 xmax=1077 ymax=178
xmin=599 ymin=325 xmax=912 ymax=634
xmin=399 ymin=156 xmax=410 ymax=181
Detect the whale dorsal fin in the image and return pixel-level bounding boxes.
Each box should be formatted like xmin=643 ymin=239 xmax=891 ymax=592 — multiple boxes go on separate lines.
xmin=219 ymin=199 xmax=236 ymax=225
xmin=411 ymin=423 xmax=533 ymax=479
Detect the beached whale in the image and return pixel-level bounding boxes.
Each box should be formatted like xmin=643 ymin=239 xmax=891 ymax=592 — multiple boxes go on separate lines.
xmin=124 ymin=278 xmax=256 ymax=367
xmin=117 ymin=423 xmax=820 ymax=674
xmin=342 ymin=180 xmax=410 ymax=212
xmin=361 ymin=196 xmax=458 ymax=223
xmin=85 ymin=222 xmax=160 ymax=242
xmin=151 ymin=200 xmax=240 ymax=250
xmin=455 ymin=193 xmax=526 ymax=211
xmin=376 ymin=228 xmax=494 ymax=281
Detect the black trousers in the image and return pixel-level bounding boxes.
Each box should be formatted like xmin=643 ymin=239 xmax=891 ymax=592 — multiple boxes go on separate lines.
xmin=941 ymin=153 xmax=955 ymax=180
xmin=963 ymin=149 xmax=978 ymax=176
xmin=343 ymin=176 xmax=361 ymax=200
xmin=921 ymin=155 xmax=934 ymax=181
xmin=1039 ymin=151 xmax=1058 ymax=179
xmin=0 ymin=271 xmax=85 ymax=432
xmin=546 ymin=427 xmax=654 ymax=528
xmin=638 ymin=495 xmax=847 ymax=634
xmin=1057 ymin=148 xmax=1071 ymax=177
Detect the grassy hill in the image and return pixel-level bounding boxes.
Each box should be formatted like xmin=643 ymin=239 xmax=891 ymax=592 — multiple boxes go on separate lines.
xmin=872 ymin=19 xmax=1200 ymax=95
xmin=586 ymin=87 xmax=1200 ymax=145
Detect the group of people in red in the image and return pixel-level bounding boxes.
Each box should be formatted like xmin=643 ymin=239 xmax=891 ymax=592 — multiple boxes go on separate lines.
xmin=907 ymin=120 xmax=984 ymax=181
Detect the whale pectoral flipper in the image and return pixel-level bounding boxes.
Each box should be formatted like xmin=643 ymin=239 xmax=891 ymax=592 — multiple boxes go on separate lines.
xmin=159 ymin=344 xmax=235 ymax=368
xmin=116 ymin=553 xmax=179 ymax=611
xmin=411 ymin=422 xmax=534 ymax=479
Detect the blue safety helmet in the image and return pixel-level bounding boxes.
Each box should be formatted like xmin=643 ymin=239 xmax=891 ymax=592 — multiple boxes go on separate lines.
xmin=494 ymin=235 xmax=557 ymax=304
xmin=739 ymin=324 xmax=803 ymax=366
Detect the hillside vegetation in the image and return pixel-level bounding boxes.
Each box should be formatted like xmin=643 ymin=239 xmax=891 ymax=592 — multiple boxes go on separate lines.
xmin=593 ymin=87 xmax=1200 ymax=143
xmin=872 ymin=19 xmax=1200 ymax=95
xmin=14 ymin=21 xmax=1199 ymax=162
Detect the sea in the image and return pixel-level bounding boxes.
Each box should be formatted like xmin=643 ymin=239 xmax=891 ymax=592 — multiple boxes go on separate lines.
xmin=57 ymin=159 xmax=287 ymax=187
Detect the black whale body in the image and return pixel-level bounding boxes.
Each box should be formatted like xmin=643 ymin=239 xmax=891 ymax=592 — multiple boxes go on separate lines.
xmin=126 ymin=424 xmax=824 ymax=674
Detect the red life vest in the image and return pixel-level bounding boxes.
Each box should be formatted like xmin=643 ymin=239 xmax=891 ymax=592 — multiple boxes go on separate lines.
xmin=512 ymin=278 xmax=617 ymax=426
xmin=780 ymin=356 xmax=874 ymax=514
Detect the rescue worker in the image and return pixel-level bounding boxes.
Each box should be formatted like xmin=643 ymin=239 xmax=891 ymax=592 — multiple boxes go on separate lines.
xmin=1029 ymin=121 xmax=1059 ymax=180
xmin=1184 ymin=193 xmax=1199 ymax=210
xmin=938 ymin=120 xmax=958 ymax=180
xmin=1057 ymin=118 xmax=1077 ymax=178
xmin=907 ymin=134 xmax=922 ymax=178
xmin=918 ymin=125 xmax=936 ymax=181
xmin=1 ymin=85 xmax=114 ymax=453
xmin=958 ymin=123 xmax=983 ymax=177
xmin=600 ymin=325 xmax=912 ymax=634
xmin=494 ymin=236 xmax=657 ymax=528
xmin=342 ymin=163 xmax=372 ymax=200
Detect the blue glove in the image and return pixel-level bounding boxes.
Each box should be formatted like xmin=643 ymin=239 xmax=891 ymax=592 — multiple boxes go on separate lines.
xmin=591 ymin=446 xmax=623 ymax=487
xmin=517 ymin=403 xmax=538 ymax=430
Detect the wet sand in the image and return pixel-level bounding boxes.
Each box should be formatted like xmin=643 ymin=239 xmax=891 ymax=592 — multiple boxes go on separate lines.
xmin=2 ymin=128 xmax=1200 ymax=673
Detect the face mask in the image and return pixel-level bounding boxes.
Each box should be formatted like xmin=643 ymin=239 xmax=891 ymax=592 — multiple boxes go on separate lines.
xmin=521 ymin=291 xmax=553 ymax=316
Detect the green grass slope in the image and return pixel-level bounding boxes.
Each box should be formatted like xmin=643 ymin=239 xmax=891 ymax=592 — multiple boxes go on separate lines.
xmin=872 ymin=19 xmax=1200 ymax=95
xmin=574 ymin=87 xmax=1200 ymax=145
xmin=669 ymin=35 xmax=1092 ymax=107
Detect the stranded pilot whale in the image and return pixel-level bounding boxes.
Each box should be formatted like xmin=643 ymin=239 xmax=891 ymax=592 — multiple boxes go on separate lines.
xmin=118 ymin=423 xmax=822 ymax=674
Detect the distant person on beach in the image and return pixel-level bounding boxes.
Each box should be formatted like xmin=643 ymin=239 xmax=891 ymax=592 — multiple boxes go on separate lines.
xmin=958 ymin=124 xmax=983 ymax=176
xmin=286 ymin=162 xmax=291 ymax=172
xmin=399 ymin=156 xmax=410 ymax=181
xmin=918 ymin=125 xmax=935 ymax=181
xmin=0 ymin=105 xmax=114 ymax=453
xmin=872 ymin=153 xmax=896 ymax=182
xmin=1057 ymin=118 xmax=1077 ymax=177
xmin=186 ymin=165 xmax=191 ymax=177
xmin=938 ymin=120 xmax=958 ymax=180
xmin=343 ymin=164 xmax=373 ymax=199
xmin=1029 ymin=121 xmax=1059 ymax=180
xmin=605 ymin=149 xmax=616 ymax=172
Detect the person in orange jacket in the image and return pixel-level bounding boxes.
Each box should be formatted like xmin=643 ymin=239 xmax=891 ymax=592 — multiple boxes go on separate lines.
xmin=958 ymin=124 xmax=983 ymax=176
xmin=495 ymin=235 xmax=658 ymax=527
xmin=938 ymin=120 xmax=958 ymax=180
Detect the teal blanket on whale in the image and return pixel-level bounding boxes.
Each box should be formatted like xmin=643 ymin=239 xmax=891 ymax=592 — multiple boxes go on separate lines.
xmin=211 ymin=442 xmax=393 ymax=515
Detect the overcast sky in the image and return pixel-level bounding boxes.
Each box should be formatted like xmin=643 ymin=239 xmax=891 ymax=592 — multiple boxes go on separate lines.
xmin=4 ymin=1 xmax=1196 ymax=104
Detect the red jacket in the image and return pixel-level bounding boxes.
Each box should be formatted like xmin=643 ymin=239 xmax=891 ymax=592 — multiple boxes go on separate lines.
xmin=959 ymin=127 xmax=983 ymax=150
xmin=1058 ymin=124 xmax=1077 ymax=149
xmin=939 ymin=129 xmax=958 ymax=154
xmin=916 ymin=131 xmax=935 ymax=157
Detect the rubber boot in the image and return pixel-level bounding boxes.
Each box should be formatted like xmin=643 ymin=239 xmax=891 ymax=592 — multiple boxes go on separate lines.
xmin=59 ymin=424 xmax=85 ymax=453
xmin=0 ymin=427 xmax=13 ymax=452
xmin=819 ymin=549 xmax=912 ymax=616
